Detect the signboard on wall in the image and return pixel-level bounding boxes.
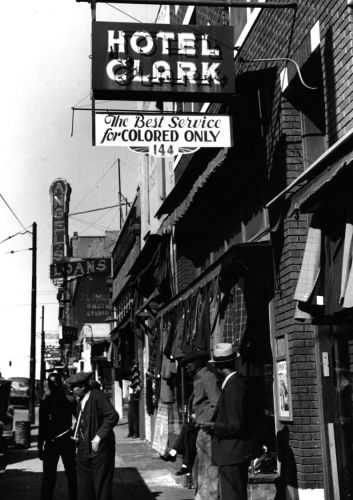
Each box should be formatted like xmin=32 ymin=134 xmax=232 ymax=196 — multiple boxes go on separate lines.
xmin=96 ymin=113 xmax=232 ymax=157
xmin=49 ymin=179 xmax=71 ymax=264
xmin=92 ymin=22 xmax=235 ymax=101
xmin=73 ymin=276 xmax=110 ymax=325
xmin=50 ymin=258 xmax=111 ymax=280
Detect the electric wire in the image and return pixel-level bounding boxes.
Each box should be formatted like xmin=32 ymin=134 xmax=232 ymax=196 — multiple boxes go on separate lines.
xmin=71 ymin=158 xmax=120 ymax=210
xmin=2 ymin=248 xmax=32 ymax=255
xmin=80 ymin=205 xmax=118 ymax=234
xmin=105 ymin=2 xmax=143 ymax=23
xmin=0 ymin=194 xmax=28 ymax=232
xmin=0 ymin=228 xmax=31 ymax=245
xmin=70 ymin=215 xmax=117 ymax=232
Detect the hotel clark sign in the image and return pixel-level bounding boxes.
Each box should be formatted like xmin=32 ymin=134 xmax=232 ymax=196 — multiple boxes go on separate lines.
xmin=92 ymin=22 xmax=235 ymax=101
xmin=96 ymin=113 xmax=232 ymax=157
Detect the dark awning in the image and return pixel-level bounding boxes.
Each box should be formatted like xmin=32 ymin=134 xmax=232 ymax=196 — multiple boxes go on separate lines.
xmin=287 ymin=151 xmax=353 ymax=215
xmin=158 ymin=241 xmax=271 ymax=315
xmin=126 ymin=234 xmax=162 ymax=279
xmin=110 ymin=318 xmax=135 ymax=342
xmin=266 ymin=128 xmax=353 ymax=214
xmin=157 ymin=148 xmax=229 ymax=228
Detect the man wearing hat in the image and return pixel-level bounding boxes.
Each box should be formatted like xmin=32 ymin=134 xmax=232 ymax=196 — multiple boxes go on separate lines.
xmin=66 ymin=371 xmax=119 ymax=500
xmin=38 ymin=372 xmax=77 ymax=500
xmin=200 ymin=343 xmax=260 ymax=500
xmin=181 ymin=349 xmax=221 ymax=500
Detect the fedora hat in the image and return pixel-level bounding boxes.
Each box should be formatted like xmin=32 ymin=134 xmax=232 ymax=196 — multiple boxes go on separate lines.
xmin=66 ymin=371 xmax=92 ymax=386
xmin=209 ymin=343 xmax=240 ymax=363
xmin=180 ymin=350 xmax=209 ymax=367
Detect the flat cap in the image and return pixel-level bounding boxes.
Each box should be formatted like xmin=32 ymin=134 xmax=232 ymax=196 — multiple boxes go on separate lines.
xmin=65 ymin=371 xmax=92 ymax=385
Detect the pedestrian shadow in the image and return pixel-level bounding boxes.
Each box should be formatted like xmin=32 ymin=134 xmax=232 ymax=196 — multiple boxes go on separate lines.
xmin=114 ymin=467 xmax=162 ymax=498
xmin=274 ymin=426 xmax=299 ymax=500
xmin=1 ymin=465 xmax=176 ymax=500
xmin=5 ymin=448 xmax=39 ymax=465
xmin=0 ymin=469 xmax=71 ymax=500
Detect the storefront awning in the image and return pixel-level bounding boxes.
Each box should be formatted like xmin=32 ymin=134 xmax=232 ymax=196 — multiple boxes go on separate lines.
xmin=158 ymin=147 xmax=229 ymax=228
xmin=158 ymin=241 xmax=271 ymax=315
xmin=126 ymin=234 xmax=163 ymax=279
xmin=267 ymin=127 xmax=353 ymax=213
xmin=110 ymin=318 xmax=135 ymax=342
xmin=287 ymin=151 xmax=353 ymax=215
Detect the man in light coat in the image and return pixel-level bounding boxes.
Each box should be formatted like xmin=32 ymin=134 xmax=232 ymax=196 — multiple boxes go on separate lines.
xmin=181 ymin=350 xmax=221 ymax=500
xmin=200 ymin=343 xmax=260 ymax=500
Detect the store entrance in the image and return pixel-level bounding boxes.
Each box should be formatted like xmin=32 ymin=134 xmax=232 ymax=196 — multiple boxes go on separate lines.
xmin=320 ymin=326 xmax=353 ymax=500
xmin=332 ymin=330 xmax=353 ymax=500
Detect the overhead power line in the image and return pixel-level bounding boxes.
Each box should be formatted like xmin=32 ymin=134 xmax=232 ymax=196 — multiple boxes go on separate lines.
xmin=0 ymin=228 xmax=31 ymax=245
xmin=69 ymin=202 xmax=131 ymax=217
xmin=0 ymin=194 xmax=28 ymax=232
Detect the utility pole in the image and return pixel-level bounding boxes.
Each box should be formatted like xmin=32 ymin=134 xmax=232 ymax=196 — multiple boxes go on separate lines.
xmin=29 ymin=222 xmax=37 ymax=424
xmin=40 ymin=306 xmax=45 ymax=399
xmin=118 ymin=158 xmax=123 ymax=229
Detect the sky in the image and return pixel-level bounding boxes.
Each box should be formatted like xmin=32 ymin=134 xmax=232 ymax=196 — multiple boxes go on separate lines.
xmin=0 ymin=0 xmax=159 ymax=378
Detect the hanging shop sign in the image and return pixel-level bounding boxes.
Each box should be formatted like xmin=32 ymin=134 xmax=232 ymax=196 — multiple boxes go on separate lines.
xmin=50 ymin=258 xmax=111 ymax=280
xmin=49 ymin=179 xmax=71 ymax=264
xmin=95 ymin=113 xmax=233 ymax=157
xmin=92 ymin=22 xmax=235 ymax=101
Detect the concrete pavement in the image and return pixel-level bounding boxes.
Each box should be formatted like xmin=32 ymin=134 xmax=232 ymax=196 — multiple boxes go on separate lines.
xmin=0 ymin=411 xmax=195 ymax=500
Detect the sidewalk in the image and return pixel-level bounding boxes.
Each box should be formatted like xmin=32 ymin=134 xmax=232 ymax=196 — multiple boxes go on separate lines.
xmin=0 ymin=418 xmax=195 ymax=500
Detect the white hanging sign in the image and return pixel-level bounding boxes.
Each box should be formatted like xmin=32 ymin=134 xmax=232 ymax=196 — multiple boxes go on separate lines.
xmin=95 ymin=113 xmax=233 ymax=157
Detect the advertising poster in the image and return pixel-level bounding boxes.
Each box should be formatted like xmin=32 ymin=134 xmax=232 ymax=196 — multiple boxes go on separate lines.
xmin=277 ymin=360 xmax=290 ymax=419
xmin=152 ymin=403 xmax=169 ymax=455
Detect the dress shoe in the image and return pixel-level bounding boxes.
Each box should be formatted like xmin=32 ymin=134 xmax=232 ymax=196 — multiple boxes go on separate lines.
xmin=175 ymin=466 xmax=190 ymax=476
xmin=159 ymin=452 xmax=176 ymax=462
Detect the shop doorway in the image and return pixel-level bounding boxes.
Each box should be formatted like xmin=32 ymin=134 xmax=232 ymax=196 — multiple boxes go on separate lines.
xmin=332 ymin=331 xmax=353 ymax=500
xmin=320 ymin=326 xmax=353 ymax=500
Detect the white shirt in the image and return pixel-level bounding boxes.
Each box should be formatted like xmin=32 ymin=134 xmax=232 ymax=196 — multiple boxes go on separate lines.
xmin=221 ymin=371 xmax=237 ymax=390
xmin=73 ymin=391 xmax=91 ymax=441
xmin=80 ymin=391 xmax=90 ymax=410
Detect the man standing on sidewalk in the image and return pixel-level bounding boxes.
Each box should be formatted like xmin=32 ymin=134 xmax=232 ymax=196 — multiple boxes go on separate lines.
xmin=38 ymin=372 xmax=77 ymax=500
xmin=200 ymin=343 xmax=261 ymax=500
xmin=181 ymin=350 xmax=221 ymax=500
xmin=66 ymin=371 xmax=119 ymax=500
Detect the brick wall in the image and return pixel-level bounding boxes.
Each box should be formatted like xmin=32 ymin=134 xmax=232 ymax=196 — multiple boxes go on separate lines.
xmin=236 ymin=1 xmax=353 ymax=490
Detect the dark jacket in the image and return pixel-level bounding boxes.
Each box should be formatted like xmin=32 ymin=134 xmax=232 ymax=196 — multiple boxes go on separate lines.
xmin=77 ymin=389 xmax=119 ymax=456
xmin=38 ymin=393 xmax=76 ymax=448
xmin=211 ymin=373 xmax=259 ymax=466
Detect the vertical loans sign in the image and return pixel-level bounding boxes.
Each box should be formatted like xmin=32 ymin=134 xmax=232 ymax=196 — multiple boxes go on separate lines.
xmin=49 ymin=178 xmax=71 ymax=264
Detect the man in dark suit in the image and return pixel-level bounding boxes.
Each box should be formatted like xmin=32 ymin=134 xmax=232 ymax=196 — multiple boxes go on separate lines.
xmin=200 ymin=343 xmax=260 ymax=500
xmin=38 ymin=372 xmax=77 ymax=500
xmin=66 ymin=371 xmax=119 ymax=500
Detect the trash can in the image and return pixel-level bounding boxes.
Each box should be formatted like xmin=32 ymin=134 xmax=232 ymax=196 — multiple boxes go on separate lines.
xmin=14 ymin=421 xmax=31 ymax=448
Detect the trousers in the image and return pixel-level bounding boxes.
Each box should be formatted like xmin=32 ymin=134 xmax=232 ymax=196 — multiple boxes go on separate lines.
xmin=76 ymin=443 xmax=115 ymax=500
xmin=218 ymin=461 xmax=250 ymax=500
xmin=127 ymin=398 xmax=139 ymax=437
xmin=173 ymin=422 xmax=197 ymax=467
xmin=40 ymin=435 xmax=77 ymax=500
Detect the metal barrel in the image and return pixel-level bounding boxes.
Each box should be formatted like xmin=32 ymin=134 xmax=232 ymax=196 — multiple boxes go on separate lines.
xmin=14 ymin=421 xmax=31 ymax=448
